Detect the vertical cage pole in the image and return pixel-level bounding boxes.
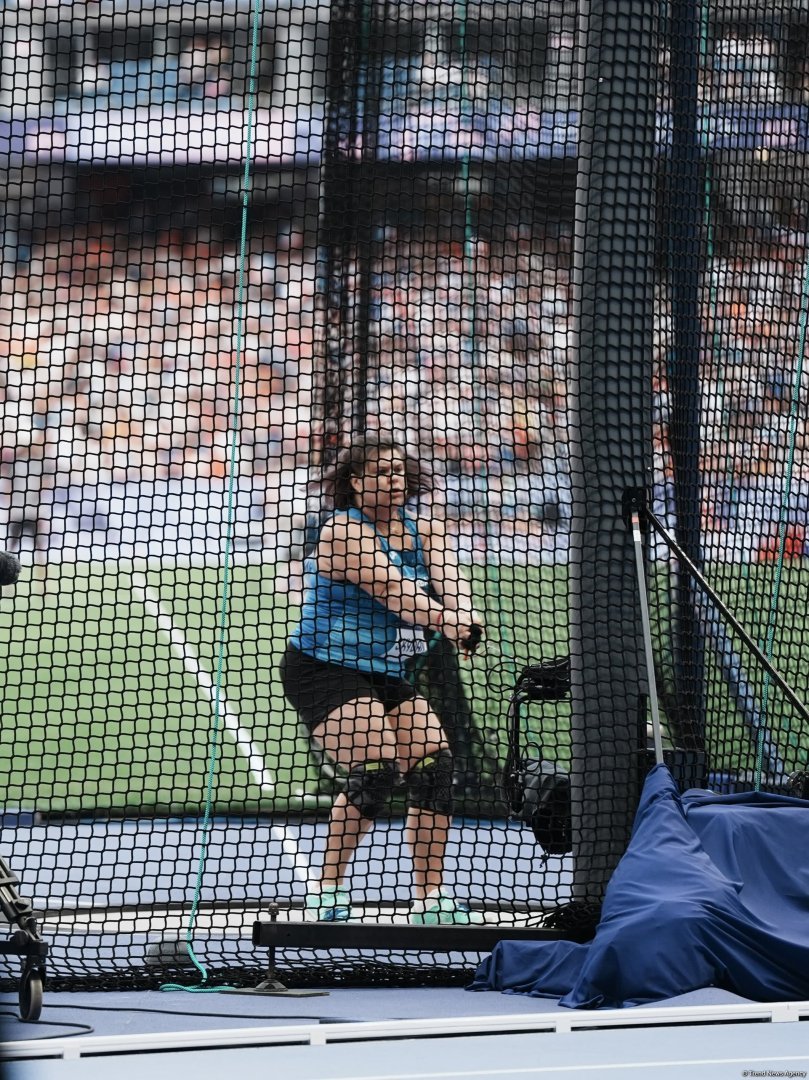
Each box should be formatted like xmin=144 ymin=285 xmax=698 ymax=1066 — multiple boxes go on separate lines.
xmin=569 ymin=0 xmax=659 ymax=899
xmin=317 ymin=0 xmax=379 ymax=454
xmin=664 ymin=0 xmax=707 ymax=750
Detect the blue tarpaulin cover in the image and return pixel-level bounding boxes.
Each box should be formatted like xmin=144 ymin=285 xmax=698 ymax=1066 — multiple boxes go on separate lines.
xmin=469 ymin=764 xmax=809 ymax=1007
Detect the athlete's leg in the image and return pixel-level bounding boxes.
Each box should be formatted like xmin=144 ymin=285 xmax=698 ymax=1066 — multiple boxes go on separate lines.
xmin=388 ymin=695 xmax=451 ymax=899
xmin=390 ymin=696 xmax=481 ymax=923
xmin=312 ymin=696 xmax=399 ymax=890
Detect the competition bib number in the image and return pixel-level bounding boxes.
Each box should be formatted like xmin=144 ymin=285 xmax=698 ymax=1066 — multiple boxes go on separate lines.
xmin=386 ymin=627 xmax=428 ymax=659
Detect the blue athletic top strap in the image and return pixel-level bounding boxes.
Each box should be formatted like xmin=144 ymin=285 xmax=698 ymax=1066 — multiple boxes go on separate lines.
xmin=288 ymin=506 xmax=432 ymax=679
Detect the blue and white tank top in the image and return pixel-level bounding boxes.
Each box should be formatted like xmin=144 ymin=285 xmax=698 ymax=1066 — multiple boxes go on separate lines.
xmin=289 ymin=506 xmax=431 ymax=679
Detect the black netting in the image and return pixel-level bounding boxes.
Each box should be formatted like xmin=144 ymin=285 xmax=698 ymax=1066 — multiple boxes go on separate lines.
xmin=1 ymin=0 xmax=805 ymax=995
xmin=651 ymin=0 xmax=809 ymax=799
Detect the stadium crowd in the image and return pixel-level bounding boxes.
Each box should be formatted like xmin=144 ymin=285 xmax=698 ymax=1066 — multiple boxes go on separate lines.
xmin=652 ymin=240 xmax=809 ymax=559
xmin=0 ymin=223 xmax=317 ymax=552
xmin=0 ymin=209 xmax=808 ymax=561
xmin=3 ymin=1 xmax=809 ymax=562
xmin=0 ymin=215 xmax=573 ymax=561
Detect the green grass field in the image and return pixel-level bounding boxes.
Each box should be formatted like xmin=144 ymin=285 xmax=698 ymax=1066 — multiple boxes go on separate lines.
xmin=0 ymin=560 xmax=568 ymax=816
xmin=1 ymin=558 xmax=806 ymax=816
xmin=651 ymin=560 xmax=809 ymax=778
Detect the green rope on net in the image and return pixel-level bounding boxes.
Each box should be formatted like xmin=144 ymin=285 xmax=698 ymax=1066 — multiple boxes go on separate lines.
xmin=160 ymin=0 xmax=263 ymax=994
xmin=456 ymin=0 xmax=513 ymax=675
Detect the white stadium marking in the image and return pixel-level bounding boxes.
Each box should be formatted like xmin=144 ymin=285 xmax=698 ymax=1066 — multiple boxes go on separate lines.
xmin=131 ymin=572 xmax=276 ymax=794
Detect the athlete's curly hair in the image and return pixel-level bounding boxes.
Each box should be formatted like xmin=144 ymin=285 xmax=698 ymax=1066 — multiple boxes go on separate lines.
xmin=323 ymin=435 xmax=432 ymax=510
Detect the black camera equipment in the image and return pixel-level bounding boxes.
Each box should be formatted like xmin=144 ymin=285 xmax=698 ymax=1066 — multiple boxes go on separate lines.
xmin=0 ymin=554 xmax=48 ymax=1020
xmin=0 ymin=552 xmax=20 ymax=587
xmin=788 ymin=771 xmax=809 ymax=800
xmin=503 ymin=657 xmax=573 ymax=858
xmin=0 ymin=861 xmax=47 ymax=1020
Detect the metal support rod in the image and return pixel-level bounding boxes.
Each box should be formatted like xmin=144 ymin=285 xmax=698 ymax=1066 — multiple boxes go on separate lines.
xmin=647 ymin=508 xmax=809 ymax=727
xmin=631 ymin=512 xmax=664 ymax=766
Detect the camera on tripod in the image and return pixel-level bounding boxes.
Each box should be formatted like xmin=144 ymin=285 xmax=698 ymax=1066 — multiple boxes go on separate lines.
xmin=504 ymin=656 xmax=573 ymax=857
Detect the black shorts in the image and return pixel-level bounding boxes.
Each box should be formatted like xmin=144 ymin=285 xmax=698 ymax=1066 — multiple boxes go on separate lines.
xmin=280 ymin=644 xmax=417 ymax=731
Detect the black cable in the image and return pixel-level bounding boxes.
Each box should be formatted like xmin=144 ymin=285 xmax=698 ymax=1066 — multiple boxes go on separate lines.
xmin=483 ymin=657 xmax=521 ymax=695
xmin=0 ymin=1010 xmax=94 ymax=1038
xmin=41 ymin=1002 xmax=337 ymax=1022
xmin=1 ymin=999 xmax=348 ymax=1040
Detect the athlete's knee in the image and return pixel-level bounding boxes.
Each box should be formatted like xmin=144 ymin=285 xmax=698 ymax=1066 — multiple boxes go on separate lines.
xmin=345 ymin=759 xmax=401 ymax=820
xmin=406 ymin=747 xmax=454 ymax=816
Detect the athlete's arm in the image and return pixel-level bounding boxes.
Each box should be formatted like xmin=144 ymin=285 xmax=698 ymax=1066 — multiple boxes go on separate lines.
xmin=418 ymin=515 xmax=484 ymax=635
xmin=317 ymin=514 xmax=473 ymax=647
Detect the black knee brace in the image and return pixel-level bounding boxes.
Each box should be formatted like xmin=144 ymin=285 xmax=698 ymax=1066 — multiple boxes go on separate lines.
xmin=345 ymin=760 xmax=400 ymax=820
xmin=406 ymin=748 xmax=454 ymax=816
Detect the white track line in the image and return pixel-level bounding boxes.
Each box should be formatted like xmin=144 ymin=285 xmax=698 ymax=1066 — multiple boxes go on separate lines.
xmin=274 ymin=825 xmax=311 ymax=882
xmin=131 ymin=572 xmax=276 ymax=794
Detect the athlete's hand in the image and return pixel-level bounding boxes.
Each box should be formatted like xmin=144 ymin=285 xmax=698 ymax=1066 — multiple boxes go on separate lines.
xmin=470 ymin=610 xmax=485 ymax=640
xmin=461 ymin=622 xmax=484 ymax=655
xmin=461 ymin=609 xmax=485 ymax=654
xmin=440 ymin=608 xmax=483 ymax=653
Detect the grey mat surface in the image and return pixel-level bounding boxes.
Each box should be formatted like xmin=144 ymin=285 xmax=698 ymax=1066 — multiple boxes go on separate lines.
xmin=0 ymin=985 xmax=756 ymax=1043
xmin=6 ymin=1017 xmax=808 ymax=1080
